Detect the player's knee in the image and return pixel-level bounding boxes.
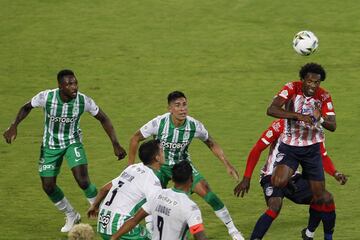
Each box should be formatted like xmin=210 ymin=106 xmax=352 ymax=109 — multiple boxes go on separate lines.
xmin=323 ymin=191 xmax=334 ymax=204
xmin=268 ymin=198 xmax=282 ymax=214
xmin=271 ymin=175 xmax=287 ymax=188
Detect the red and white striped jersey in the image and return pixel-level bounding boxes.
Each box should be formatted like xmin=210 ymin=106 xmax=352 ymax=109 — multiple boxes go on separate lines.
xmin=277 ymin=81 xmax=335 ymax=146
xmin=243 ymin=119 xmax=336 ymax=179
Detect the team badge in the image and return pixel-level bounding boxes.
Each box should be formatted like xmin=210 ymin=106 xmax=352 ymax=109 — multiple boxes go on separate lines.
xmin=266 ymin=130 xmax=273 ymax=138
xmin=327 ymin=102 xmax=333 ymax=110
xmin=265 ymin=186 xmax=273 ymax=196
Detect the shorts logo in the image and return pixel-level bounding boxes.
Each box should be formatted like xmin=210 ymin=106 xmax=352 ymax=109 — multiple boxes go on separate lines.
xmin=275 ymin=153 xmax=285 ymax=163
xmin=39 ymin=164 xmax=55 ymax=172
xmin=265 ymin=186 xmax=273 ymax=196
xmin=99 ymin=213 xmax=111 ymax=229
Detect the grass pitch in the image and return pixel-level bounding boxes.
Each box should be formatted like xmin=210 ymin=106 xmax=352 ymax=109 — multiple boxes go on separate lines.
xmin=0 ymin=0 xmax=359 ymax=239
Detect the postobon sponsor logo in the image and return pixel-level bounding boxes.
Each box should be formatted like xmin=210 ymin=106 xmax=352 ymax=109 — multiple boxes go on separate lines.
xmin=39 ymin=164 xmax=55 ymax=172
xmin=99 ymin=213 xmax=111 ymax=229
xmin=160 ymin=140 xmax=189 ymax=149
xmin=47 ymin=114 xmax=77 ymax=123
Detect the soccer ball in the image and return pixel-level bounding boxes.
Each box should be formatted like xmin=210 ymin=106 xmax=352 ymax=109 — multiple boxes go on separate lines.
xmin=292 ymin=30 xmax=318 ymax=56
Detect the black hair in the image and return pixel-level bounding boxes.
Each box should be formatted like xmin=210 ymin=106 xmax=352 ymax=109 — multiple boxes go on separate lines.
xmin=172 ymin=160 xmax=192 ymax=184
xmin=138 ymin=139 xmax=160 ymax=165
xmin=299 ymin=63 xmax=326 ymax=81
xmin=57 ymin=69 xmax=75 ymax=83
xmin=167 ymin=91 xmax=186 ymax=104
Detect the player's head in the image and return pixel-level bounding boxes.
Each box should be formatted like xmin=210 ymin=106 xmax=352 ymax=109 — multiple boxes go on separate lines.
xmin=167 ymin=91 xmax=188 ymax=122
xmin=299 ymin=63 xmax=326 ymax=97
xmin=172 ymin=160 xmax=193 ymax=186
xmin=68 ymin=223 xmax=95 ymax=240
xmin=138 ymin=139 xmax=164 ymax=166
xmin=57 ymin=69 xmax=78 ymax=99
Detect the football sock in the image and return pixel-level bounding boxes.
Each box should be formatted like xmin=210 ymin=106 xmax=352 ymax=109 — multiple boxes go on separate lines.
xmin=250 ymin=209 xmax=278 ymax=240
xmin=322 ymin=204 xmax=336 ymax=240
xmin=214 ymin=206 xmax=237 ymax=233
xmin=308 ymin=205 xmax=322 ymax=232
xmin=83 ymin=183 xmax=97 ymax=199
xmin=204 ymin=191 xmax=224 ymax=211
xmin=54 ymin=197 xmax=75 ymax=216
xmin=48 ymin=185 xmax=65 ymax=203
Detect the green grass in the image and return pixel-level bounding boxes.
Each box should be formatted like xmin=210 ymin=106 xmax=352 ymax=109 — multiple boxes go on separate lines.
xmin=0 ymin=0 xmax=359 ymax=239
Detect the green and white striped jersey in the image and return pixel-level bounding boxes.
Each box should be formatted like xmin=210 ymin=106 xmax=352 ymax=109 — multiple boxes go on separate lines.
xmin=140 ymin=113 xmax=209 ymax=166
xmin=31 ymin=89 xmax=99 ymax=149
xmin=97 ymin=163 xmax=162 ymax=235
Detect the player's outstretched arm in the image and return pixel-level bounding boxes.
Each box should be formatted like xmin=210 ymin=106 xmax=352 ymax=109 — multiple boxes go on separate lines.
xmin=110 ymin=208 xmax=148 ymax=240
xmin=87 ymin=181 xmax=112 ymax=219
xmin=194 ymin=231 xmax=209 ymax=240
xmin=128 ymin=130 xmax=146 ymax=165
xmin=203 ymin=135 xmax=239 ymax=181
xmin=267 ymin=96 xmax=312 ymax=124
xmin=3 ymin=102 xmax=33 ymax=144
xmin=94 ymin=108 xmax=127 ymax=160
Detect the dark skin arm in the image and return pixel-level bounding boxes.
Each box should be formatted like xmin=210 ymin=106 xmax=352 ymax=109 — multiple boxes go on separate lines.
xmin=267 ymin=96 xmax=313 ymax=124
xmin=87 ymin=181 xmax=112 ymax=219
xmin=111 ymin=208 xmax=149 ymax=240
xmin=3 ymin=102 xmax=33 ymax=144
xmin=313 ymin=109 xmax=336 ymax=132
xmin=128 ymin=130 xmax=145 ymax=165
xmin=94 ymin=108 xmax=127 ymax=160
xmin=204 ymin=135 xmax=239 ymax=181
xmin=194 ymin=231 xmax=209 ymax=240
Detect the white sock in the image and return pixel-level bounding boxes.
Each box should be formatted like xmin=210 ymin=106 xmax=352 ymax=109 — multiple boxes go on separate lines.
xmin=306 ymin=229 xmax=315 ymax=238
xmin=145 ymin=215 xmax=153 ymax=233
xmin=54 ymin=197 xmax=76 ymax=216
xmin=87 ymin=196 xmax=97 ymax=205
xmin=214 ymin=206 xmax=237 ymax=233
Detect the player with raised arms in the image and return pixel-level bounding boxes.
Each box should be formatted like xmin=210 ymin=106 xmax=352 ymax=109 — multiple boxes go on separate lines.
xmin=234 ymin=119 xmax=347 ymax=239
xmin=3 ymin=69 xmax=127 ymax=232
xmin=87 ymin=139 xmax=164 ymax=240
xmin=110 ymin=160 xmax=208 ymax=240
xmin=128 ymin=91 xmax=244 ymax=240
xmin=266 ymin=63 xmax=338 ymax=240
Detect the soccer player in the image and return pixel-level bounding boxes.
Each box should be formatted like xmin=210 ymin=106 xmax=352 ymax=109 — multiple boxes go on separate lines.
xmin=3 ymin=69 xmax=127 ymax=232
xmin=266 ymin=63 xmax=338 ymax=240
xmin=110 ymin=160 xmax=208 ymax=240
xmin=233 ymin=119 xmax=348 ymax=239
xmin=128 ymin=91 xmax=244 ymax=240
xmin=87 ymin=139 xmax=164 ymax=240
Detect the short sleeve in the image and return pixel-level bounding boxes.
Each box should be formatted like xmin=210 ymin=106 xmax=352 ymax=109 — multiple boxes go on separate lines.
xmin=194 ymin=120 xmax=209 ymax=141
xmin=84 ymin=95 xmax=99 ymax=116
xmin=141 ymin=201 xmax=152 ymax=214
xmin=31 ymin=90 xmax=49 ymax=108
xmin=321 ymin=93 xmax=335 ymax=116
xmin=142 ymin=175 xmax=162 ymax=201
xmin=185 ymin=203 xmax=203 ymax=229
xmin=260 ymin=120 xmax=283 ymax=145
xmin=140 ymin=116 xmax=162 ymax=138
xmin=277 ymin=82 xmax=296 ymax=100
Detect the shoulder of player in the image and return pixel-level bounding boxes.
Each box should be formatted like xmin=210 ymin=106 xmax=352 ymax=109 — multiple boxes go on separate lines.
xmin=316 ymin=87 xmax=332 ymax=101
xmin=186 ymin=115 xmax=204 ymax=126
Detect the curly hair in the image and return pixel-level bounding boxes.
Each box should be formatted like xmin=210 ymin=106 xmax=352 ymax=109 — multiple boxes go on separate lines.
xmin=299 ymin=63 xmax=326 ymax=81
xmin=68 ymin=223 xmax=95 ymax=240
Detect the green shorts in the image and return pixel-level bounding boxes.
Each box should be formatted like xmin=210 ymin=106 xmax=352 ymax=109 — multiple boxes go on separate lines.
xmin=38 ymin=142 xmax=88 ymax=177
xmin=155 ymin=162 xmax=205 ymax=191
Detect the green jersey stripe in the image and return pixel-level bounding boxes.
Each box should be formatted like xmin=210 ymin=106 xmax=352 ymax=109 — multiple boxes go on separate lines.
xmin=52 ymin=90 xmax=64 ymax=148
xmin=111 ymin=213 xmax=121 ymax=235
xmin=97 ymin=209 xmax=106 ymax=233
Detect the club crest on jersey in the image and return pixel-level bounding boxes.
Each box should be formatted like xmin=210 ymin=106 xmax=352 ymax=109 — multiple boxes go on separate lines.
xmin=265 ymin=186 xmax=273 ymax=196
xmin=280 ymin=90 xmax=289 ymax=98
xmin=327 ymin=102 xmax=333 ymax=110
xmin=266 ymin=130 xmax=273 ymax=138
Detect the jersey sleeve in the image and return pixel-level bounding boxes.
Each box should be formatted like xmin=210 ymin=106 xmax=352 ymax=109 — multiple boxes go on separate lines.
xmin=194 ymin=120 xmax=209 ymax=141
xmin=321 ymin=92 xmax=336 ymax=116
xmin=142 ymin=174 xmax=162 ymax=201
xmin=31 ymin=90 xmax=49 ymax=108
xmin=84 ymin=95 xmax=100 ymax=116
xmin=243 ymin=120 xmax=283 ymax=178
xmin=320 ymin=142 xmax=336 ymax=176
xmin=140 ymin=116 xmax=161 ymax=138
xmin=141 ymin=201 xmax=152 ymax=215
xmin=277 ymin=82 xmax=296 ymax=101
xmin=185 ymin=203 xmax=204 ymax=235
